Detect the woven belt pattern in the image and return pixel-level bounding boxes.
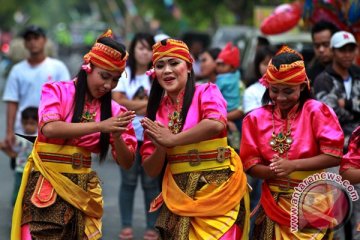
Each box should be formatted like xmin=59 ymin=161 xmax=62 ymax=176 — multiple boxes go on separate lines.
xmin=167 ymin=147 xmax=231 ymax=166
xmin=266 ymin=178 xmax=303 ymax=191
xmin=38 ymin=152 xmax=92 ymax=169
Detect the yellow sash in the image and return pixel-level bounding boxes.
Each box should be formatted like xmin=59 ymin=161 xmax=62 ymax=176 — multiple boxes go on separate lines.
xmin=11 ymin=141 xmax=103 ymax=240
xmin=163 ymin=138 xmax=250 ymax=239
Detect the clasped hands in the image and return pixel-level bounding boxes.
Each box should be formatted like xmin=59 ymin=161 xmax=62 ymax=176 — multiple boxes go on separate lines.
xmin=269 ymin=154 xmax=296 ymax=177
xmin=140 ymin=117 xmax=175 ymax=148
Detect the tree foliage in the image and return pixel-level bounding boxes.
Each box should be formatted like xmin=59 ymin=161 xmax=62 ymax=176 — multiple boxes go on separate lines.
xmin=0 ymin=0 xmax=291 ymax=37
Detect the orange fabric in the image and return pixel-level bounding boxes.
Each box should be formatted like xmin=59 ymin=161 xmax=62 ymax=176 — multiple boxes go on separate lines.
xmin=162 ymin=148 xmax=247 ymax=217
xmin=261 ymin=45 xmax=310 ymax=89
xmin=30 ymin=175 xmax=57 ymax=208
xmin=83 ymin=29 xmax=128 ymax=72
xmin=152 ymin=38 xmax=193 ymax=65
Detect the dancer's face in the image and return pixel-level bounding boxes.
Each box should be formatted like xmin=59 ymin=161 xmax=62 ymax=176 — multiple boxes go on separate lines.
xmin=87 ymin=66 xmax=122 ymax=98
xmin=154 ymin=57 xmax=190 ymax=100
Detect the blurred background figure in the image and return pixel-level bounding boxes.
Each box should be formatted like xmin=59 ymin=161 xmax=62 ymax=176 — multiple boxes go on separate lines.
xmin=0 ymin=106 xmax=37 ymax=205
xmin=198 ymin=47 xmax=221 ymax=83
xmin=307 ymin=20 xmax=339 ymax=85
xmin=314 ymin=31 xmax=360 ymax=240
xmin=112 ymin=32 xmax=160 ymax=240
xmin=243 ymin=46 xmax=275 ymax=114
xmin=2 ymin=25 xmax=70 ymax=179
xmin=182 ymin=32 xmax=210 ymax=80
xmin=215 ymin=42 xmax=242 ymax=152
xmin=314 ymin=30 xmax=360 ymax=149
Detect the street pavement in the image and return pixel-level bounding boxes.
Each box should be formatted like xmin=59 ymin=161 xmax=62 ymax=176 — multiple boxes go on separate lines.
xmin=0 ymin=80 xmax=148 ymax=239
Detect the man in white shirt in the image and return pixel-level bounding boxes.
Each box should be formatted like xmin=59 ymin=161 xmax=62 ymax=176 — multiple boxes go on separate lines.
xmin=2 ymin=25 xmax=70 ymax=167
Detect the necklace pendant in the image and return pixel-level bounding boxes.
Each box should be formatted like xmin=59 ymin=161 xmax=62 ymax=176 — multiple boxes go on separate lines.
xmin=81 ymin=110 xmax=96 ymax=123
xmin=269 ymin=131 xmax=292 ymax=154
xmin=168 ymin=110 xmax=182 ymax=134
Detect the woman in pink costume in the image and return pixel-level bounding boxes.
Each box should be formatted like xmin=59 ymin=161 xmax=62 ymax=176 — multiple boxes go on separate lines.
xmin=11 ymin=30 xmax=137 ymax=240
xmin=341 ymin=126 xmax=360 ymax=184
xmin=140 ymin=38 xmax=250 ymax=239
xmin=240 ymin=46 xmax=344 ymax=239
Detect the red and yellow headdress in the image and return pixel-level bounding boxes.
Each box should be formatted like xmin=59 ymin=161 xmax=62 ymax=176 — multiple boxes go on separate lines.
xmin=83 ymin=29 xmax=128 ymax=73
xmin=152 ymin=38 xmax=193 ymax=65
xmin=259 ymin=45 xmax=310 ymax=89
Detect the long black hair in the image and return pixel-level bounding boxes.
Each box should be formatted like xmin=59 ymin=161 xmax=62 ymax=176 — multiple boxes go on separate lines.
xmin=127 ymin=32 xmax=155 ymax=82
xmin=72 ymin=37 xmax=127 ymax=162
xmin=261 ymin=52 xmax=313 ymax=110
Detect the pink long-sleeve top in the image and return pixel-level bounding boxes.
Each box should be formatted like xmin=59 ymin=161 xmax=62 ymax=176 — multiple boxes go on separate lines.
xmin=340 ymin=126 xmax=360 ymax=172
xmin=140 ymin=82 xmax=228 ymax=161
xmin=240 ymin=99 xmax=344 ymax=171
xmin=37 ymin=80 xmax=137 ymax=159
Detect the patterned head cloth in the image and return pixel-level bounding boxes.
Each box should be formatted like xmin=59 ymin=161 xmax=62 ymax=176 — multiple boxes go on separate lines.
xmin=83 ymin=29 xmax=128 ymax=72
xmin=152 ymin=38 xmax=193 ymax=65
xmin=260 ymin=45 xmax=310 ymax=90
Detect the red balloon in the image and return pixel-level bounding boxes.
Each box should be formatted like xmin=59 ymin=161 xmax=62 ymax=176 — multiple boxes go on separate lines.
xmin=261 ymin=2 xmax=302 ymax=35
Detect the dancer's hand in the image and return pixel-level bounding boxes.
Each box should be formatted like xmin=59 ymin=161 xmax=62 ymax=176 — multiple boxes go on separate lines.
xmin=99 ymin=111 xmax=135 ymax=136
xmin=141 ymin=117 xmax=175 ymax=148
xmin=269 ymin=154 xmax=296 ymax=177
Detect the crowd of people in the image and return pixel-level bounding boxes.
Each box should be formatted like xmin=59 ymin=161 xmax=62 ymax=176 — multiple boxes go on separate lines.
xmin=0 ymin=20 xmax=359 ymax=240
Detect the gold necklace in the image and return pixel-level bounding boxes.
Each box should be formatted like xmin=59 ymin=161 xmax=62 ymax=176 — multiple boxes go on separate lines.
xmin=167 ymin=95 xmax=183 ymax=134
xmin=269 ymin=109 xmax=294 ymax=154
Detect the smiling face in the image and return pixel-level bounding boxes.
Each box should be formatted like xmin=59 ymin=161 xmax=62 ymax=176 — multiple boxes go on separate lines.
xmin=269 ymin=83 xmax=305 ymax=116
xmin=87 ymin=66 xmax=122 ymax=99
xmin=154 ymin=57 xmax=190 ymax=100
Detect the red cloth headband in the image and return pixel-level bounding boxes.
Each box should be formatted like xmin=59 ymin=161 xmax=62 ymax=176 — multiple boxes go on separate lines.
xmin=260 ymin=46 xmax=310 ymax=89
xmin=83 ymin=29 xmax=128 ymax=72
xmin=152 ymin=39 xmax=193 ymax=65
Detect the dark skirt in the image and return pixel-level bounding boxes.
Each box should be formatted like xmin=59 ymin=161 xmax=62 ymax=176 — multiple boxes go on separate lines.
xmin=21 ymin=171 xmax=97 ymax=240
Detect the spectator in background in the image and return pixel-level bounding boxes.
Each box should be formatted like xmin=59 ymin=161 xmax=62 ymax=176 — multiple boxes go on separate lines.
xmin=2 ymin=25 xmax=70 ymax=170
xmin=256 ymin=36 xmax=270 ymax=50
xmin=198 ymin=47 xmax=221 ymax=83
xmin=112 ymin=32 xmax=160 ymax=240
xmin=182 ymin=32 xmax=210 ymax=79
xmin=314 ymin=30 xmax=360 ymax=240
xmin=215 ymin=42 xmax=242 ymax=151
xmin=243 ymin=36 xmax=270 ymax=86
xmin=0 ymin=107 xmax=38 ymax=205
xmin=314 ymin=30 xmax=360 ymax=149
xmin=243 ymin=46 xmax=275 ymax=113
xmin=307 ymin=20 xmax=339 ymax=84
